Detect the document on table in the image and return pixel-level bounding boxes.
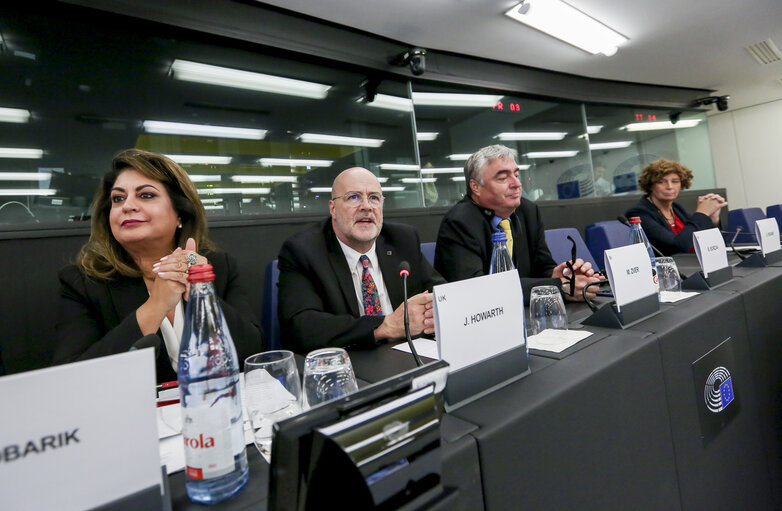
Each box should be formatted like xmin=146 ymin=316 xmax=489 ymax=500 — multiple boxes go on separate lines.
xmin=392 ymin=338 xmax=439 ymax=360
xmin=660 ymin=290 xmax=699 ymax=303
xmin=527 ymin=329 xmax=592 ymax=353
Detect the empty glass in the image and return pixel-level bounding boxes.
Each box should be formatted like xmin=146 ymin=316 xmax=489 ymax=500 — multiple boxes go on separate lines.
xmin=301 ymin=347 xmax=358 ymax=409
xmin=244 ymin=350 xmax=302 ymax=461
xmin=655 ymin=257 xmax=682 ymax=292
xmin=529 ymin=285 xmax=568 ymax=335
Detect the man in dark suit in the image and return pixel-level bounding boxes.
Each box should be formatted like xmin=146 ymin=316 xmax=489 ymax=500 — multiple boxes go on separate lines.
xmin=278 ymin=167 xmax=440 ymax=354
xmin=435 ymin=144 xmax=603 ymax=303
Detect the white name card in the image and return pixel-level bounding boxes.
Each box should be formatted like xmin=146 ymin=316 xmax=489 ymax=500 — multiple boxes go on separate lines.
xmin=604 ymin=243 xmax=656 ymax=311
xmin=693 ymin=228 xmax=729 ymax=277
xmin=433 ymin=271 xmax=525 ymax=372
xmin=0 ymin=350 xmax=162 ymax=510
xmin=754 ymin=217 xmax=781 ymax=257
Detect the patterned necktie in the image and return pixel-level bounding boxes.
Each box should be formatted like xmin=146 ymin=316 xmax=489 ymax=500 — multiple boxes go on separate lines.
xmin=498 ymin=218 xmax=514 ymax=257
xmin=359 ymin=255 xmax=383 ymax=316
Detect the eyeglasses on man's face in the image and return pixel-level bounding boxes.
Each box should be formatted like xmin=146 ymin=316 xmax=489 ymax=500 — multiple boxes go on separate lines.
xmin=331 ymin=191 xmax=384 ymax=207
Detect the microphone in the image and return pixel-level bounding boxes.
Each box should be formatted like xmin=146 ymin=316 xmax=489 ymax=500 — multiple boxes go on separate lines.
xmin=399 ymin=261 xmax=422 ymax=367
xmin=130 ymin=333 xmax=162 ymax=358
xmin=725 ymin=225 xmax=748 ymax=260
xmin=617 ymin=215 xmax=666 ymax=257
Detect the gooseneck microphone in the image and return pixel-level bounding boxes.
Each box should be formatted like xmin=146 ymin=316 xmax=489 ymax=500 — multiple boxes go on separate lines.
xmin=726 ymin=225 xmax=747 ymax=260
xmin=399 ymin=261 xmax=423 ymax=367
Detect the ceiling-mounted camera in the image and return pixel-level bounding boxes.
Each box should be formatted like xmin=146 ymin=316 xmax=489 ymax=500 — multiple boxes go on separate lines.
xmin=390 ymin=47 xmax=427 ymax=76
xmin=693 ymin=95 xmax=730 ymax=111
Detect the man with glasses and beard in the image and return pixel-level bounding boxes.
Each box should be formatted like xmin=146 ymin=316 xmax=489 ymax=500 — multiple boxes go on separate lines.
xmin=278 ymin=167 xmax=441 ymax=354
xmin=435 ymin=144 xmax=603 ymax=303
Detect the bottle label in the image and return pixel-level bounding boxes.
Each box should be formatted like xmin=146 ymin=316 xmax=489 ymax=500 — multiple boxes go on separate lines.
xmin=182 ymin=405 xmax=240 ymax=480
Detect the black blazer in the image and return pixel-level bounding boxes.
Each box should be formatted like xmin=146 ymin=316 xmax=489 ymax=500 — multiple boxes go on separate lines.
xmin=434 ymin=196 xmax=560 ymax=303
xmin=277 ymin=218 xmax=442 ymax=354
xmin=625 ymin=196 xmax=715 ymax=255
xmin=55 ymin=251 xmax=263 ymax=383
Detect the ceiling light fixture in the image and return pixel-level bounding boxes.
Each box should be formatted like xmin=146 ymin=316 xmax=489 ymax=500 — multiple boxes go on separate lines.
xmin=381 ymin=186 xmax=405 ymax=192
xmin=0 ymin=148 xmax=44 ymax=159
xmin=365 ymin=94 xmax=413 ymax=112
xmin=171 ymin=59 xmax=331 ymax=99
xmin=448 ymin=154 xmax=473 ymax=161
xmin=309 ymin=187 xmax=332 ymax=193
xmin=0 ymin=188 xmax=56 ymax=196
xmin=0 ymin=172 xmax=51 ymax=181
xmin=451 ymin=176 xmax=466 ymax=182
xmin=401 ymin=177 xmax=437 ymax=183
xmin=166 ymin=154 xmax=232 ymax=164
xmin=379 ymin=164 xmax=420 ymax=171
xmin=416 ymin=132 xmax=439 ymax=141
xmin=412 ymin=92 xmax=503 ymax=108
xmin=0 ymin=107 xmax=31 ymax=123
xmin=587 ymin=125 xmax=604 ymax=134
xmin=187 ymin=175 xmax=222 ymax=182
xmin=298 ymin=133 xmax=384 ymax=148
xmin=423 ymin=168 xmax=464 ymax=174
xmin=623 ymin=120 xmax=700 ymax=132
xmin=232 ymin=175 xmax=298 ymax=183
xmin=524 ymin=150 xmax=578 ymax=158
xmin=588 ymin=141 xmax=632 ymax=150
xmin=143 ymin=120 xmax=267 ymax=140
xmin=258 ymin=158 xmax=333 ymax=168
xmin=197 ymin=187 xmax=270 ymax=195
xmin=496 ymin=131 xmax=567 ymax=141
xmin=505 ymin=0 xmax=628 ymax=56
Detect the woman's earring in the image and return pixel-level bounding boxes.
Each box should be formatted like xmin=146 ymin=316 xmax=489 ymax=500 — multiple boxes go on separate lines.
xmin=178 ymin=223 xmax=183 ymax=228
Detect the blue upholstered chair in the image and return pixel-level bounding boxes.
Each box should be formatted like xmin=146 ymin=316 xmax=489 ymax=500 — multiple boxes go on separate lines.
xmin=765 ymin=204 xmax=782 ymax=234
xmin=584 ymin=220 xmax=631 ymax=271
xmin=544 ymin=228 xmax=598 ymax=269
xmin=420 ymin=242 xmax=436 ymax=267
xmin=261 ymin=260 xmax=282 ymax=350
xmin=728 ymin=207 xmax=766 ymax=244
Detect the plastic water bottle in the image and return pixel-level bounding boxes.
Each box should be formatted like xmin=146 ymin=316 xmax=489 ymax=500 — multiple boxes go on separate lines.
xmin=489 ymin=231 xmax=515 ymax=274
xmin=178 ymin=264 xmax=249 ymax=504
xmin=628 ymin=217 xmax=660 ymax=299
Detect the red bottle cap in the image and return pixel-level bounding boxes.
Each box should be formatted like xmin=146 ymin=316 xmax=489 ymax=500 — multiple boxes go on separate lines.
xmin=629 ymin=216 xmax=641 ymax=224
xmin=187 ymin=264 xmax=215 ymax=282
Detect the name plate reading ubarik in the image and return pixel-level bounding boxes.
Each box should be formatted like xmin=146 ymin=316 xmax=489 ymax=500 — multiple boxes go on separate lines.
xmin=754 ymin=218 xmax=781 ymax=257
xmin=433 ymin=271 xmax=525 ymax=372
xmin=0 ymin=350 xmax=162 ymax=511
xmin=693 ymin=228 xmax=729 ymax=277
xmin=604 ymin=243 xmax=656 ymax=311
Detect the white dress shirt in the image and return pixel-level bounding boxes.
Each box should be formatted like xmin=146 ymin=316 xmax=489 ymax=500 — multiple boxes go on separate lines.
xmin=336 ymin=238 xmax=393 ymax=316
xmin=158 ymin=300 xmax=184 ymax=371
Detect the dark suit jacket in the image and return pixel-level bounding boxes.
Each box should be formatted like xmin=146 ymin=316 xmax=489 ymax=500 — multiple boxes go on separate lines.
xmin=625 ymin=196 xmax=714 ymax=255
xmin=55 ymin=251 xmax=263 ymax=383
xmin=435 ymin=196 xmax=560 ymax=303
xmin=277 ymin=218 xmax=442 ymax=354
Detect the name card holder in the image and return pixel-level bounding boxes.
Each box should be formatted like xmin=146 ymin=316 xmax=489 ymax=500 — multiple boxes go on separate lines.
xmin=736 ymin=250 xmax=782 ymax=267
xmin=582 ymin=294 xmax=660 ymax=329
xmin=739 ymin=217 xmax=782 ymax=267
xmin=682 ymin=266 xmax=734 ymax=290
xmin=689 ymin=228 xmax=734 ymax=288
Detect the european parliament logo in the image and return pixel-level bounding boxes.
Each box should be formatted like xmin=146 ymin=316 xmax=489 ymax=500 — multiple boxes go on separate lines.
xmin=704 ymin=366 xmax=734 ymax=413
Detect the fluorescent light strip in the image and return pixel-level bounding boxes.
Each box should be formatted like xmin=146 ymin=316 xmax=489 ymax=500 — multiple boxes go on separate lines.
xmin=197 ymin=187 xmax=270 ymax=195
xmin=309 ymin=187 xmax=332 ymax=193
xmin=587 ymin=125 xmax=603 ymax=134
xmin=589 ymin=141 xmax=633 ymax=150
xmin=203 ymin=205 xmax=224 ymax=210
xmin=412 ymin=92 xmax=503 ymax=107
xmin=0 ymin=188 xmax=56 ymax=196
xmin=496 ymin=132 xmax=567 ymax=141
xmin=377 ymin=177 xmax=389 ymax=183
xmin=232 ymin=175 xmax=298 ymax=183
xmin=379 ymin=164 xmax=420 ymax=171
xmin=0 ymin=172 xmax=51 ymax=181
xmin=143 ymin=120 xmax=266 ymax=140
xmin=416 ymin=132 xmax=439 ymax=141
xmin=425 ymin=168 xmax=464 ymax=174
xmin=382 ymin=186 xmax=405 ymax=192
xmin=505 ymin=1 xmax=628 ymax=56
xmin=451 ymin=176 xmax=466 ymax=182
xmin=524 ymin=151 xmax=578 ymax=158
xmin=298 ymin=133 xmax=384 ymax=148
xmin=623 ymin=120 xmax=701 ymax=132
xmin=518 ymin=164 xmax=532 ymax=170
xmin=448 ymin=154 xmax=473 ymax=161
xmin=401 ymin=178 xmax=437 ymax=183
xmin=366 ymin=94 xmax=413 ymax=112
xmin=166 ymin=154 xmax=232 ymax=164
xmin=171 ymin=59 xmax=331 ymax=99
xmin=0 ymin=107 xmax=31 ymax=123
xmin=258 ymin=158 xmax=333 ymax=168
xmin=187 ymin=175 xmax=222 ymax=183
xmin=0 ymin=148 xmax=43 ymax=159
xmin=200 ymin=198 xmax=223 ymax=204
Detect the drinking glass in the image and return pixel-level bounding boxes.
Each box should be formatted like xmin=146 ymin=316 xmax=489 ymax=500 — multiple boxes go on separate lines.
xmin=244 ymin=350 xmax=302 ymax=461
xmin=301 ymin=347 xmax=358 ymax=409
xmin=529 ymin=285 xmax=568 ymax=335
xmin=655 ymin=257 xmax=682 ymax=292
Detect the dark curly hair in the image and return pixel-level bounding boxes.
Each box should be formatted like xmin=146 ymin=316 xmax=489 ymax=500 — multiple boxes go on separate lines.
xmin=638 ymin=159 xmax=693 ymax=195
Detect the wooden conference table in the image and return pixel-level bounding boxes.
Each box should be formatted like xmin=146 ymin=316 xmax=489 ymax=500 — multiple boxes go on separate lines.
xmin=170 ymin=255 xmax=782 ymax=511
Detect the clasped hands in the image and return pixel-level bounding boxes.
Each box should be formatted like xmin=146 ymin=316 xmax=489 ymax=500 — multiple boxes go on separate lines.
xmin=551 ymin=258 xmax=606 ymax=302
xmin=374 ymin=292 xmax=434 ymax=341
xmin=696 ymin=193 xmax=727 ymax=225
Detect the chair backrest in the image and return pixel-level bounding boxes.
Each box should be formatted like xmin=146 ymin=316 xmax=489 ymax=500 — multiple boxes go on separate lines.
xmin=584 ymin=220 xmax=631 ymax=270
xmin=766 ymin=205 xmax=782 ymax=234
xmin=420 ymin=242 xmax=436 ymax=267
xmin=261 ymin=259 xmax=282 ymax=350
xmin=728 ymin=207 xmax=766 ymax=244
xmin=543 ymin=228 xmax=598 ymax=269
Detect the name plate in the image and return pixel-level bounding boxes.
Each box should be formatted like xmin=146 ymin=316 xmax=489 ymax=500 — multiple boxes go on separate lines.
xmin=433 ymin=271 xmax=525 ymax=372
xmin=0 ymin=350 xmax=162 ymax=510
xmin=604 ymin=243 xmax=656 ymax=311
xmin=693 ymin=228 xmax=729 ymax=277
xmin=754 ymin=218 xmax=781 ymax=257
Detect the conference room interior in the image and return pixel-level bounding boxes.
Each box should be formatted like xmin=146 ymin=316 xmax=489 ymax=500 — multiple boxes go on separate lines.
xmin=3 ymin=1 xmax=782 ymax=510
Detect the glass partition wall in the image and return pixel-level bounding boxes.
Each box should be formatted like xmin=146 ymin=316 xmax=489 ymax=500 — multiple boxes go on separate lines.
xmin=0 ymin=5 xmax=715 ymax=226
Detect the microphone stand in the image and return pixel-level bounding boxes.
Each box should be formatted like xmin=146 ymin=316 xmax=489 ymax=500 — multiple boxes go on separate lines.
xmin=400 ymin=268 xmax=423 ymax=367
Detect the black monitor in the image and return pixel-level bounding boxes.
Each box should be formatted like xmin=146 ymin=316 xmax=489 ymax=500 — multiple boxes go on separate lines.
xmin=269 ymin=360 xmax=449 ymax=511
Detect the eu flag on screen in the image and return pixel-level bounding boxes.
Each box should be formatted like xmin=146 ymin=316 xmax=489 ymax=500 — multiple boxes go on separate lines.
xmin=720 ymin=376 xmax=735 ymax=408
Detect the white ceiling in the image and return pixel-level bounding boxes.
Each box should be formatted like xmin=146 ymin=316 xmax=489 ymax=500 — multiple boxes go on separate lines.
xmin=258 ymin=0 xmax=782 ymax=112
